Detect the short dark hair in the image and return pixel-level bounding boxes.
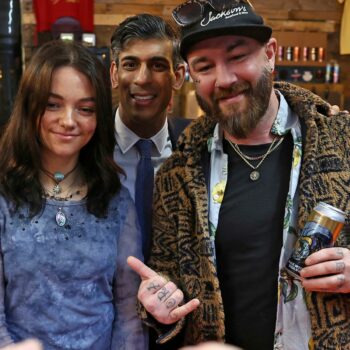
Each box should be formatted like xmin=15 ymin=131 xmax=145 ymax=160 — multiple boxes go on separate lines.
xmin=0 ymin=40 xmax=122 ymax=217
xmin=110 ymin=13 xmax=183 ymax=69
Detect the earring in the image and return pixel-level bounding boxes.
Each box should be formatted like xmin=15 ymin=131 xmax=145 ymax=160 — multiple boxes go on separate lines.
xmin=193 ymin=78 xmax=200 ymax=84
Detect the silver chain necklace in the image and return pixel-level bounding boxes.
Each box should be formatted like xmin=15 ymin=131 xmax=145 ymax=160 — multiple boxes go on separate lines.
xmin=227 ymin=137 xmax=285 ymax=181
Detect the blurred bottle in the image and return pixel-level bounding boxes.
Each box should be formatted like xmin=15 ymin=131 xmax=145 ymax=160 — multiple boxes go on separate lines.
xmin=325 ymin=63 xmax=332 ymax=83
xmin=333 ymin=62 xmax=340 ymax=83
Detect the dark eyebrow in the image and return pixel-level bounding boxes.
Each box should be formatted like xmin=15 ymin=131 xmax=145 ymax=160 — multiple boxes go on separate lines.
xmin=48 ymin=93 xmax=95 ymax=103
xmin=121 ymin=55 xmax=170 ymax=64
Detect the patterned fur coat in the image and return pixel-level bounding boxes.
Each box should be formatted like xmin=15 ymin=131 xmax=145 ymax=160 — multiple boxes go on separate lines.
xmin=142 ymin=82 xmax=350 ymax=349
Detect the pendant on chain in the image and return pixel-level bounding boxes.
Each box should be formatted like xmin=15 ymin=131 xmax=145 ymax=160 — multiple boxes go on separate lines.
xmin=53 ymin=183 xmax=62 ymax=195
xmin=250 ymin=170 xmax=260 ymax=181
xmin=56 ymin=207 xmax=67 ymax=227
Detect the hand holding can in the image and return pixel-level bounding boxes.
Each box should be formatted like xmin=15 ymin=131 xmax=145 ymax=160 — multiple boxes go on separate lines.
xmin=285 ymin=202 xmax=346 ymax=279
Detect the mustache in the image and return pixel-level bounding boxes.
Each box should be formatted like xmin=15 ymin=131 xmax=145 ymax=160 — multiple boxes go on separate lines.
xmin=214 ymin=82 xmax=251 ymax=101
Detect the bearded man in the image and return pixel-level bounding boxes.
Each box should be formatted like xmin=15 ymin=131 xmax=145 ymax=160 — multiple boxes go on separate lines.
xmin=128 ymin=1 xmax=350 ymax=349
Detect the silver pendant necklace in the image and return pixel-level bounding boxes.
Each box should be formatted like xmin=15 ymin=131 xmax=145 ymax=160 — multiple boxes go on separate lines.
xmin=227 ymin=137 xmax=284 ymax=181
xmin=46 ymin=189 xmax=81 ymax=227
xmin=41 ymin=165 xmax=80 ymax=226
xmin=55 ymin=207 xmax=67 ymax=227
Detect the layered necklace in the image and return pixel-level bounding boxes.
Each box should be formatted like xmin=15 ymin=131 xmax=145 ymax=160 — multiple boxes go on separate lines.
xmin=41 ymin=164 xmax=78 ymax=195
xmin=41 ymin=165 xmax=83 ymax=227
xmin=227 ymin=136 xmax=285 ymax=181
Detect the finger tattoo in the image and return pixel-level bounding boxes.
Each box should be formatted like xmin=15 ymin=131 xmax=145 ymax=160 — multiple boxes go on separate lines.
xmin=158 ymin=287 xmax=170 ymax=301
xmin=147 ymin=283 xmax=161 ymax=291
xmin=336 ymin=261 xmax=345 ymax=273
xmin=336 ymin=248 xmax=344 ymax=258
xmin=337 ymin=275 xmax=345 ymax=289
xmin=165 ymin=298 xmax=176 ymax=309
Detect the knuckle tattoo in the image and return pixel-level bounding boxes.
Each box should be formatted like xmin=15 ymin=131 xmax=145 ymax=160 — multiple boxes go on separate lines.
xmin=147 ymin=282 xmax=161 ymax=292
xmin=165 ymin=298 xmax=177 ymax=309
xmin=336 ymin=261 xmax=345 ymax=273
xmin=158 ymin=287 xmax=170 ymax=301
xmin=336 ymin=274 xmax=345 ymax=289
xmin=336 ymin=248 xmax=344 ymax=258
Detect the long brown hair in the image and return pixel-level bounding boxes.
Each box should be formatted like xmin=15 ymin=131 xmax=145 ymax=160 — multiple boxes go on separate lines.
xmin=0 ymin=40 xmax=121 ymax=217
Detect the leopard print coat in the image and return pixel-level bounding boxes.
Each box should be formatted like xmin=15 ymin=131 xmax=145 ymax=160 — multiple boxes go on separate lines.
xmin=142 ymin=82 xmax=350 ymax=349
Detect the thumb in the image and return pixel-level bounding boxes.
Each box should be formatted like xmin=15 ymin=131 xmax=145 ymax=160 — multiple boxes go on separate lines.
xmin=127 ymin=256 xmax=158 ymax=280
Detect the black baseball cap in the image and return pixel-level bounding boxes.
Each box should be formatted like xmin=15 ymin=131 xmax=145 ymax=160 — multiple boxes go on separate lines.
xmin=174 ymin=0 xmax=272 ymax=59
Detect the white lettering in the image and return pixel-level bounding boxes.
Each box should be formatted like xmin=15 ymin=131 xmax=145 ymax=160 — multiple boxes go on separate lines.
xmin=201 ymin=6 xmax=248 ymax=27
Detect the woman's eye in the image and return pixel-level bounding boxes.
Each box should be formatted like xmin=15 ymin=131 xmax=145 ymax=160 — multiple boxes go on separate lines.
xmin=79 ymin=107 xmax=95 ymax=115
xmin=46 ymin=102 xmax=60 ymax=110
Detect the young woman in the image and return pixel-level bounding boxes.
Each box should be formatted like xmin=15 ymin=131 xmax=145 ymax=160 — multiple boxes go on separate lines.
xmin=0 ymin=40 xmax=147 ymax=350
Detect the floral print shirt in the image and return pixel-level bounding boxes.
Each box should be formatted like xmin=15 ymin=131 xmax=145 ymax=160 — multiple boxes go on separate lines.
xmin=208 ymin=91 xmax=311 ymax=350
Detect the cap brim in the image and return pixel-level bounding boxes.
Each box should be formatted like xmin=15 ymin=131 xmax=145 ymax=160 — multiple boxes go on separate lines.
xmin=180 ymin=25 xmax=272 ymax=59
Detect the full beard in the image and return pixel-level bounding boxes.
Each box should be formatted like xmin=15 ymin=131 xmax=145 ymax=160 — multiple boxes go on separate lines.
xmin=196 ymin=67 xmax=273 ymax=139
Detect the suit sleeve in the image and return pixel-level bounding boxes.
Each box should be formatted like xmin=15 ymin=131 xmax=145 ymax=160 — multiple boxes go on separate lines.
xmin=138 ymin=170 xmax=186 ymax=344
xmin=111 ymin=192 xmax=149 ymax=350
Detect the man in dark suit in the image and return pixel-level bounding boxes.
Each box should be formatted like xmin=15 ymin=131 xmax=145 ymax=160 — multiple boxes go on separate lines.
xmin=110 ymin=14 xmax=190 ymax=350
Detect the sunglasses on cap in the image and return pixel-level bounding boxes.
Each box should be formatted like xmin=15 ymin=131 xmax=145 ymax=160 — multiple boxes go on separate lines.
xmin=172 ymin=0 xmax=254 ymax=27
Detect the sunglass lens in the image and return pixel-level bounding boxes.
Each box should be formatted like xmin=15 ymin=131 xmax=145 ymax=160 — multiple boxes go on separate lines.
xmin=173 ymin=1 xmax=203 ymax=26
xmin=209 ymin=0 xmax=238 ymax=12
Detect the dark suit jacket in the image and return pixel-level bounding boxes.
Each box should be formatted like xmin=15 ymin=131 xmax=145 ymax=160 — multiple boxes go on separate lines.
xmin=113 ymin=110 xmax=191 ymax=350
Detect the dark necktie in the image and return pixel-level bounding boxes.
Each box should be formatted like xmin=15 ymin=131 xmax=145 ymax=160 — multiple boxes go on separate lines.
xmin=135 ymin=139 xmax=154 ymax=260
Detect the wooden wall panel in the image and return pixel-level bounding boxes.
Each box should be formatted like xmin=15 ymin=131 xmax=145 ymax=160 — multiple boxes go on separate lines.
xmin=20 ymin=0 xmax=350 ymax=109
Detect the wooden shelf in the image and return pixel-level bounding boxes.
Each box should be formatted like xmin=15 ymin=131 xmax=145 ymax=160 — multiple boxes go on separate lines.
xmin=276 ymin=61 xmax=325 ymax=67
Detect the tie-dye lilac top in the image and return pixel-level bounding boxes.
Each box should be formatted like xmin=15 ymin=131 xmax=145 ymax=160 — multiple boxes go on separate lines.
xmin=0 ymin=186 xmax=148 ymax=350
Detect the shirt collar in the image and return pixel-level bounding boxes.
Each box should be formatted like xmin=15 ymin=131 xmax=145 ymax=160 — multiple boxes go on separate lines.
xmin=114 ymin=108 xmax=169 ymax=155
xmin=208 ymin=89 xmax=298 ymax=153
xmin=271 ymin=90 xmax=299 ymax=136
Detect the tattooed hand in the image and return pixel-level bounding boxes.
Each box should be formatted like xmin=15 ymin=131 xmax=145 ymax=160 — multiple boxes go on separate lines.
xmin=127 ymin=256 xmax=200 ymax=325
xmin=300 ymin=247 xmax=350 ymax=293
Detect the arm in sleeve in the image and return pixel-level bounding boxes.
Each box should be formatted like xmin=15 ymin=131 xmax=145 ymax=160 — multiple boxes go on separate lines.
xmin=111 ymin=192 xmax=149 ymax=350
xmin=138 ymin=171 xmax=186 ymax=344
xmin=0 ymin=197 xmax=14 ymax=347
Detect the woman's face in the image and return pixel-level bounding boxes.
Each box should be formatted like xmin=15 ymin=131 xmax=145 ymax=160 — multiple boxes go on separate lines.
xmin=39 ymin=66 xmax=97 ymax=168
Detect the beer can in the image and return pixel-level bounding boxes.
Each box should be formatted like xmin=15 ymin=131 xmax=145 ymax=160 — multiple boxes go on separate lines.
xmin=278 ymin=46 xmax=284 ymax=61
xmin=285 ymin=202 xmax=346 ymax=279
xmin=325 ymin=63 xmax=332 ymax=83
xmin=293 ymin=46 xmax=299 ymax=62
xmin=302 ymin=46 xmax=309 ymax=62
xmin=318 ymin=47 xmax=325 ymax=62
xmin=310 ymin=47 xmax=317 ymax=61
xmin=333 ymin=62 xmax=340 ymax=83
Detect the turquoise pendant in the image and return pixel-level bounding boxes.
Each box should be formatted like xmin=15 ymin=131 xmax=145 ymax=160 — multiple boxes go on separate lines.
xmin=54 ymin=172 xmax=65 ymax=182
xmin=56 ymin=208 xmax=67 ymax=227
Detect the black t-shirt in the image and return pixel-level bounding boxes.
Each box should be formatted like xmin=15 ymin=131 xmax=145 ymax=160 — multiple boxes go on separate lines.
xmin=215 ymin=134 xmax=293 ymax=349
